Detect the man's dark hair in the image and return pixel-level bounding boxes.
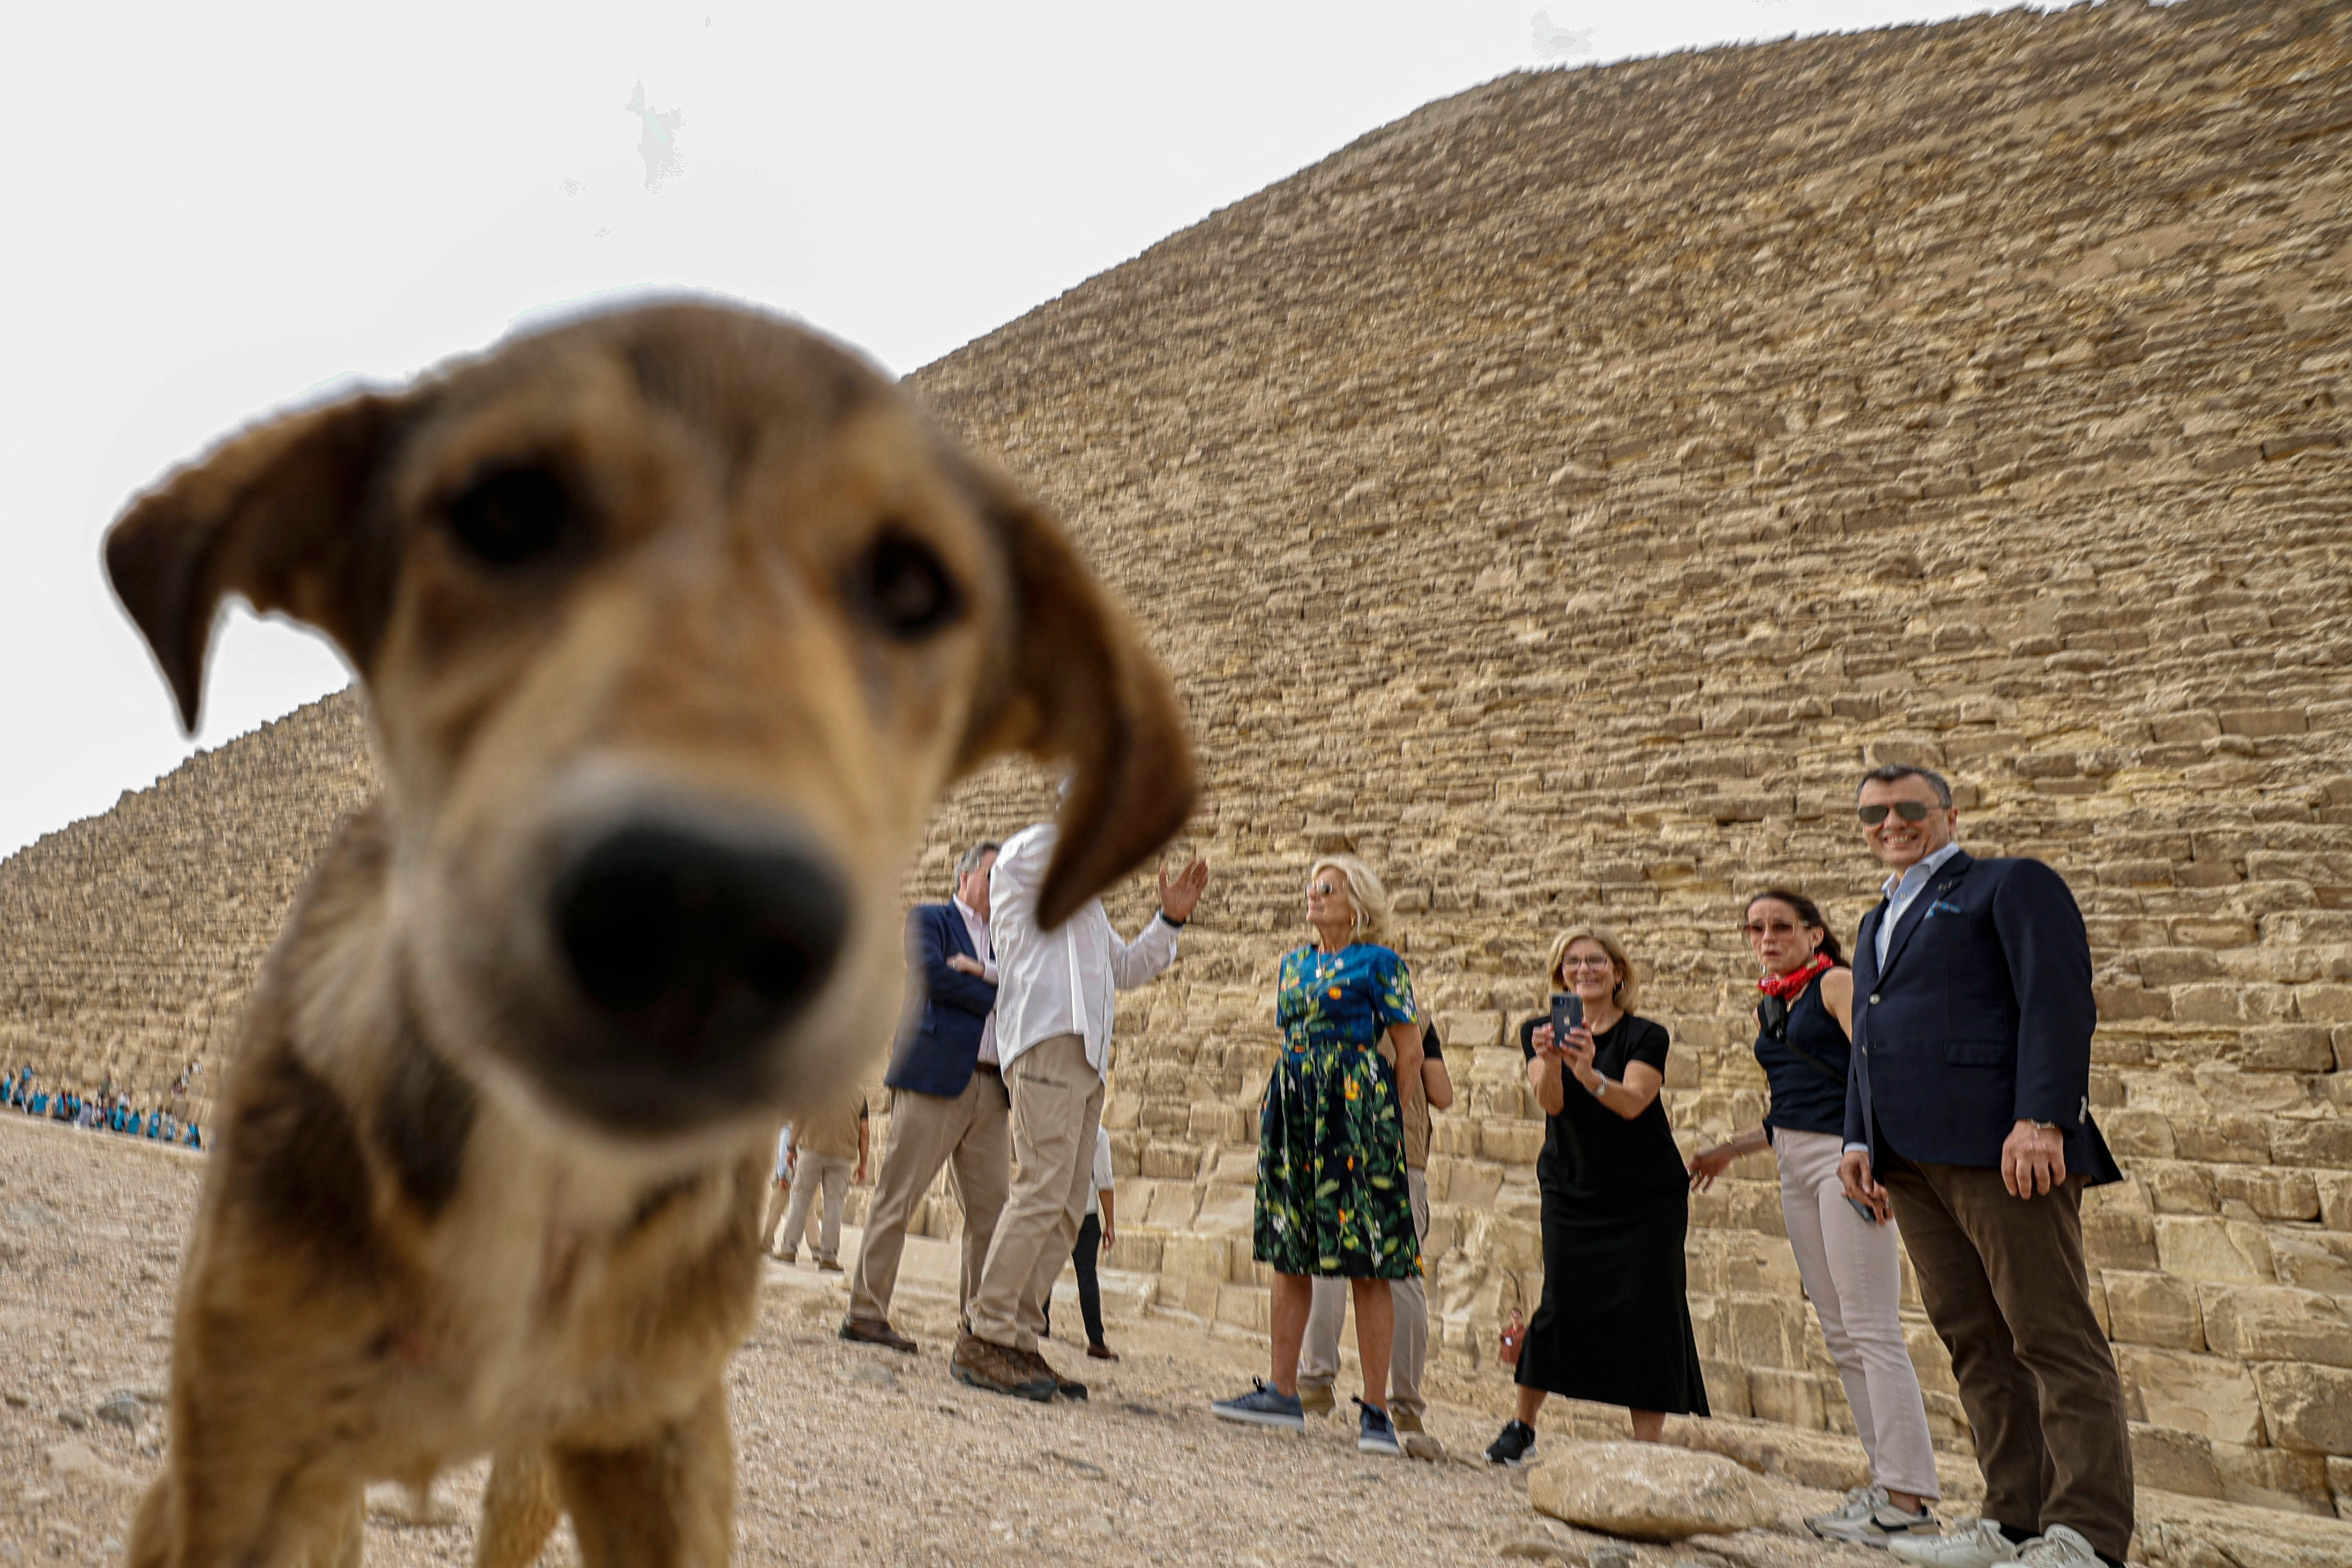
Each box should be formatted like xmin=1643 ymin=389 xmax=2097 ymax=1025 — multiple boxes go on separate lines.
xmin=1856 ymin=763 xmax=1953 ymax=807
xmin=953 ymin=841 xmax=1001 ymax=886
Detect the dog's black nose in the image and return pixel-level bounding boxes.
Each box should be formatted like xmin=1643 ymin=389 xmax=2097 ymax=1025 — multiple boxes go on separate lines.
xmin=550 ymin=820 xmax=848 ymax=1108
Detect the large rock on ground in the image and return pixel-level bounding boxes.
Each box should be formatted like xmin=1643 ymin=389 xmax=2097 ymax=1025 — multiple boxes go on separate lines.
xmin=1528 ymin=1440 xmax=1779 ymax=1540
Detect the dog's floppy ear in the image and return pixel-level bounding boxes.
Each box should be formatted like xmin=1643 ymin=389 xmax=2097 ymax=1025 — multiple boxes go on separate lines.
xmin=961 ymin=476 xmax=1198 ymax=930
xmin=105 ymin=392 xmax=400 ymax=733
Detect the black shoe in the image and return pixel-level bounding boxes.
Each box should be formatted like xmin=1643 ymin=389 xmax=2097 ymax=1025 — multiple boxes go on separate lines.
xmin=1486 ymin=1419 xmax=1537 ymax=1467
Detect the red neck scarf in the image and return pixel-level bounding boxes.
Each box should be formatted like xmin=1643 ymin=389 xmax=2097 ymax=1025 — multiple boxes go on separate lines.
xmin=1759 ymin=952 xmax=1834 ymax=1001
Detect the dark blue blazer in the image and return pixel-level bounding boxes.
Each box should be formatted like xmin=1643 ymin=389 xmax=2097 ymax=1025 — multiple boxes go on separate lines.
xmin=885 ymin=903 xmax=999 ymax=1099
xmin=1845 ymin=850 xmax=2121 ymax=1184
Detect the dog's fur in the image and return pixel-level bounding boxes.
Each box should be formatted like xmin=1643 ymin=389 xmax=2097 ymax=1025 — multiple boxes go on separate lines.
xmin=104 ymin=302 xmax=1195 ymax=1566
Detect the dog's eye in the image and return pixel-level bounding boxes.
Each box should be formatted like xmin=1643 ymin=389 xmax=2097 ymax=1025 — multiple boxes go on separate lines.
xmin=445 ymin=466 xmax=575 ymax=569
xmin=847 ymin=529 xmax=963 ymax=639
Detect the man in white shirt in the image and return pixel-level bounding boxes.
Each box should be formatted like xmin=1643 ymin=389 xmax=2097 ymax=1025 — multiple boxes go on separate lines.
xmin=951 ymin=819 xmax=1207 ymax=1401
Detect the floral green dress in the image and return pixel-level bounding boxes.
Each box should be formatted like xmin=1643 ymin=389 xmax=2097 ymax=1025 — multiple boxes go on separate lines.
xmin=1254 ymin=943 xmax=1421 ymax=1279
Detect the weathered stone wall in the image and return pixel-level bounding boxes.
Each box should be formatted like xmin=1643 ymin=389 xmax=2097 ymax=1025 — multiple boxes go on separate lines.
xmin=5 ymin=0 xmax=2350 ymax=1519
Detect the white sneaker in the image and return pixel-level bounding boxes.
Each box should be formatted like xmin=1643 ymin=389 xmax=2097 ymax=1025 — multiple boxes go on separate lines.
xmin=1888 ymin=1519 xmax=2022 ymax=1568
xmin=2016 ymin=1526 xmax=2102 ymax=1567
xmin=1808 ymin=1485 xmax=1940 ymax=1547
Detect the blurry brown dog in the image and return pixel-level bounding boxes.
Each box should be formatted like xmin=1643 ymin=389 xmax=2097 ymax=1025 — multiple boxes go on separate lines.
xmin=104 ymin=301 xmax=1196 ymax=1567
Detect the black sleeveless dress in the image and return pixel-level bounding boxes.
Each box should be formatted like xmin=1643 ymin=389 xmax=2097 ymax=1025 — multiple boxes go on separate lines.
xmin=1514 ymin=1014 xmax=1709 ymax=1416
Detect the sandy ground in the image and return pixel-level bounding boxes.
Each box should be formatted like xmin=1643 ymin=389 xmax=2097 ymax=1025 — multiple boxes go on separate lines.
xmin=1 ymin=1112 xmax=2333 ymax=1568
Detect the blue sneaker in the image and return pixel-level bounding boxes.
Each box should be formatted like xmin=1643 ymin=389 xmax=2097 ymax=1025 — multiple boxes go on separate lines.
xmin=1211 ymin=1380 xmax=1306 ymax=1431
xmin=1355 ymin=1398 xmax=1401 ymax=1456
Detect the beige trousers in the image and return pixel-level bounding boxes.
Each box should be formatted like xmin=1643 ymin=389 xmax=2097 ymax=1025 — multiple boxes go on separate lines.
xmin=967 ymin=1034 xmax=1102 ymax=1353
xmin=848 ymin=1071 xmax=1012 ymax=1323
xmin=759 ymin=1180 xmax=819 ymax=1254
xmin=777 ymin=1152 xmax=853 ymax=1264
xmin=1299 ymin=1167 xmax=1430 ymax=1420
xmin=1774 ymin=1127 xmax=1940 ymax=1499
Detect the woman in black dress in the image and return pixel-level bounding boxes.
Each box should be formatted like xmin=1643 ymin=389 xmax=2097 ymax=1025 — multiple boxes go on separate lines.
xmin=1485 ymin=927 xmax=1707 ymax=1466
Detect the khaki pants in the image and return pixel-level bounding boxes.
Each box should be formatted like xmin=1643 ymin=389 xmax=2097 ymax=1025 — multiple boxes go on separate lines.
xmin=849 ymin=1070 xmax=1012 ymax=1323
xmin=1300 ymin=1167 xmax=1429 ymax=1420
xmin=967 ymin=1034 xmax=1101 ymax=1353
xmin=1881 ymin=1154 xmax=2134 ymax=1562
xmin=777 ymin=1152 xmax=853 ymax=1264
xmin=1774 ymin=1128 xmax=1939 ymax=1499
xmin=759 ymin=1179 xmax=819 ymax=1254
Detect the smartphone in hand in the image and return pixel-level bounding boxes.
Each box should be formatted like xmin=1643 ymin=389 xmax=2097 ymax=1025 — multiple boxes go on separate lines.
xmin=1549 ymin=992 xmax=1584 ymax=1047
xmin=1846 ymin=1196 xmax=1880 ymax=1224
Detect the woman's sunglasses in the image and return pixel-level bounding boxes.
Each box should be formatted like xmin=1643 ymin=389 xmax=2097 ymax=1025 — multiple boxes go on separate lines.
xmin=1309 ymin=880 xmax=1339 ymax=896
xmin=1857 ymin=801 xmax=1934 ymax=826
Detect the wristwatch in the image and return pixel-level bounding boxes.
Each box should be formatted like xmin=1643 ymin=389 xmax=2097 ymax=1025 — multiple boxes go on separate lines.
xmin=1588 ymin=1075 xmax=1609 ymax=1100
xmin=2027 ymin=1120 xmax=2058 ymax=1132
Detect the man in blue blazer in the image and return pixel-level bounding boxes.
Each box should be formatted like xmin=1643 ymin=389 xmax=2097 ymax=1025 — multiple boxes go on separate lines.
xmin=842 ymin=842 xmax=1010 ymax=1354
xmin=1838 ymin=765 xmax=2131 ymax=1568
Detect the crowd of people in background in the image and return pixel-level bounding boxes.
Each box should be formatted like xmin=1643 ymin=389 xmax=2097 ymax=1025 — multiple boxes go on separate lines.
xmin=3 ymin=1062 xmax=204 ymax=1150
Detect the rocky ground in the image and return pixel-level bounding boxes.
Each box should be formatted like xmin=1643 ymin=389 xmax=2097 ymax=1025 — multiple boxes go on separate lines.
xmin=0 ymin=1115 xmax=2340 ymax=1568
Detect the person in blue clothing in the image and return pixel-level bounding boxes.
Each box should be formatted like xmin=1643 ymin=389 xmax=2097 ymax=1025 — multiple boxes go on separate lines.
xmin=1213 ymin=854 xmax=1422 ymax=1458
xmin=1837 ymin=764 xmax=2131 ymax=1568
xmin=842 ymin=841 xmax=1009 ymax=1354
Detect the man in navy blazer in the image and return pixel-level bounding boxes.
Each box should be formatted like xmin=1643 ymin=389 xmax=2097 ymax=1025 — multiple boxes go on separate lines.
xmin=1838 ymin=765 xmax=2131 ymax=1568
xmin=842 ymin=842 xmax=1011 ymax=1353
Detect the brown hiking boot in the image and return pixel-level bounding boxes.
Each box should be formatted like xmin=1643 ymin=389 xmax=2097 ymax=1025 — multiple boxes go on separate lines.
xmin=1016 ymin=1345 xmax=1087 ymax=1401
xmin=1393 ymin=1409 xmax=1445 ymax=1462
xmin=950 ymin=1334 xmax=1055 ymax=1402
xmin=839 ymin=1317 xmax=917 ymax=1354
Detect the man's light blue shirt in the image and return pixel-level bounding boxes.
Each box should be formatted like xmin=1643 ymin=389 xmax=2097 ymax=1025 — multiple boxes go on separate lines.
xmin=1876 ymin=841 xmax=1964 ymax=969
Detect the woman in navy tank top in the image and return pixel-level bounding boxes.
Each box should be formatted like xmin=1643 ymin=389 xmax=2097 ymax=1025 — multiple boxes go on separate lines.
xmin=1687 ymin=890 xmax=1941 ymax=1548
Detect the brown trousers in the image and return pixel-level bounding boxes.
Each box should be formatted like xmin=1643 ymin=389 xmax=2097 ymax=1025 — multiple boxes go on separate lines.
xmin=1880 ymin=1156 xmax=2134 ymax=1561
xmin=848 ymin=1069 xmax=1011 ymax=1324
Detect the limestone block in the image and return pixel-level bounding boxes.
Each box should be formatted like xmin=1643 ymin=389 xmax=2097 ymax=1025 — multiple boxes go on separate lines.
xmin=2214 ymin=1166 xmax=2321 ymax=1221
xmin=2253 ymin=1363 xmax=2352 ymax=1455
xmin=2211 ymin=1441 xmax=2336 ymax=1516
xmin=2270 ymin=1233 xmax=2352 ymax=1296
xmin=2082 ymin=1205 xmax=2160 ymax=1272
xmin=2131 ymin=1423 xmax=2224 ymax=1500
xmin=1438 ymin=1010 xmax=1504 ymax=1049
xmin=1482 ymin=1121 xmax=1546 ymax=1166
xmin=2270 ymin=1118 xmax=2352 ymax=1168
xmin=1747 ymin=1367 xmax=1828 ymax=1431
xmin=2142 ymin=1160 xmax=2220 ymax=1214
xmin=1140 ymin=1140 xmax=1202 ymax=1180
xmin=2103 ymin=1270 xmax=2205 ymax=1349
xmin=1214 ymin=1282 xmax=1269 ymax=1333
xmin=2201 ymin=1285 xmax=2352 ymax=1367
xmin=1142 ymin=1183 xmax=1199 ymax=1229
xmin=1526 ymin=1441 xmax=1779 ymax=1540
xmin=2155 ymin=1216 xmax=2276 ymax=1283
xmin=1191 ymin=1185 xmax=1255 ymax=1234
xmin=2114 ymin=1346 xmax=2267 ymax=1445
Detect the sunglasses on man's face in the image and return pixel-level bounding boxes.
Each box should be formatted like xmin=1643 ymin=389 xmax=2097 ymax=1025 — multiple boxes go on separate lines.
xmin=1857 ymin=801 xmax=1935 ymax=826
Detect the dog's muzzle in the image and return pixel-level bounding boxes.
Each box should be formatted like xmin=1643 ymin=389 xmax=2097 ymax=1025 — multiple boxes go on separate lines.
xmin=544 ymin=815 xmax=848 ymax=1133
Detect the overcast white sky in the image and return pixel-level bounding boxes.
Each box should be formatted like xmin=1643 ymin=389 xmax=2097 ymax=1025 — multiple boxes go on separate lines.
xmin=1 ymin=0 xmax=2052 ymax=859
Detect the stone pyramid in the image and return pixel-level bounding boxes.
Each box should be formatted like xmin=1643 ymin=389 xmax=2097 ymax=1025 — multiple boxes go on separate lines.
xmin=4 ymin=0 xmax=2349 ymax=1517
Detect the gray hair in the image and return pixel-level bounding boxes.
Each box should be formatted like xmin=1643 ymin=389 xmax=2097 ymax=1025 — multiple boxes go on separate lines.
xmin=953 ymin=841 xmax=1000 ymax=889
xmin=1857 ymin=763 xmax=1953 ymax=808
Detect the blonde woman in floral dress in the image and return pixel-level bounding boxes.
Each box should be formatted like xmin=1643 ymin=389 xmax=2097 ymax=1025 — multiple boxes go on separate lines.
xmin=1212 ymin=855 xmax=1422 ymax=1456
